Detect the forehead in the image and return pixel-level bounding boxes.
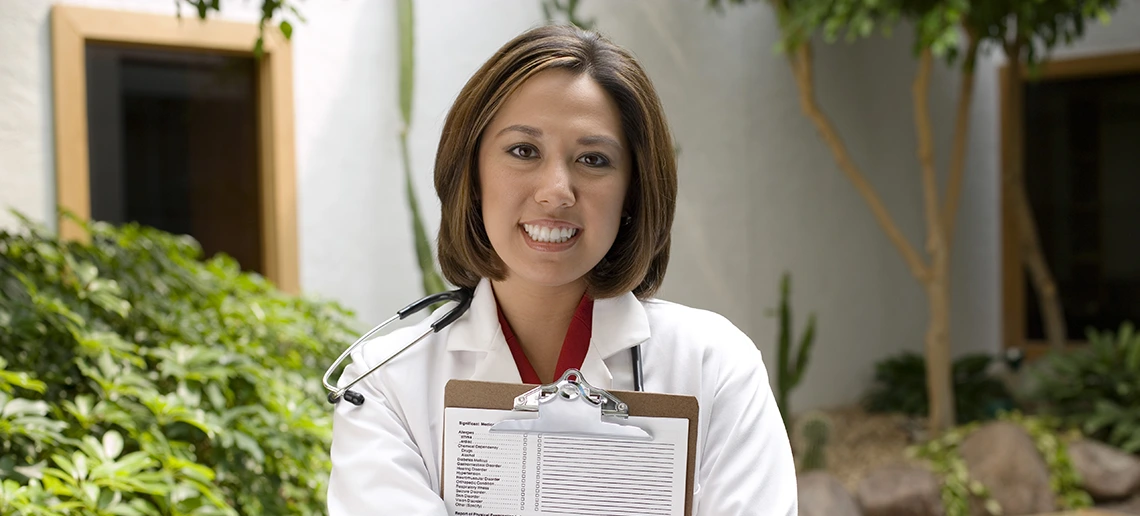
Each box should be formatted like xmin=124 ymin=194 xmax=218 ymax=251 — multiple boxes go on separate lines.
xmin=487 ymin=68 xmax=624 ymax=138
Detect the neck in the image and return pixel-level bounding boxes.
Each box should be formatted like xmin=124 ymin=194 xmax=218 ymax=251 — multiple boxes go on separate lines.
xmin=491 ymin=278 xmax=587 ymax=382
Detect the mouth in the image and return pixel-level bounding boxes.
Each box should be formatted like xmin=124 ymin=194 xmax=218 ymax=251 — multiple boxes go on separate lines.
xmin=522 ymin=223 xmax=579 ymax=244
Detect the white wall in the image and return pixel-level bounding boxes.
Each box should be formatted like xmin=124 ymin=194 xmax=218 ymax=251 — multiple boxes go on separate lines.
xmin=2 ymin=0 xmax=1139 ymax=412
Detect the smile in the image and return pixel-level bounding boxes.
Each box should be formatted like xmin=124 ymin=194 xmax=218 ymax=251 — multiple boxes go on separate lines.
xmin=523 ymin=224 xmax=578 ymax=244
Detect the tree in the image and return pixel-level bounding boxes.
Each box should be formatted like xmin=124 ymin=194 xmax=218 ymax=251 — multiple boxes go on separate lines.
xmin=710 ymin=0 xmax=1119 ymax=433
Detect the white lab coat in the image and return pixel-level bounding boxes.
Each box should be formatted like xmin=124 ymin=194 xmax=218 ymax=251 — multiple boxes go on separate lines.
xmin=328 ymin=278 xmax=798 ymax=515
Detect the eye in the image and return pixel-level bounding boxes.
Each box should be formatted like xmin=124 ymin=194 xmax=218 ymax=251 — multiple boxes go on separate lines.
xmin=508 ymin=144 xmax=538 ymax=160
xmin=578 ymin=153 xmax=610 ymax=168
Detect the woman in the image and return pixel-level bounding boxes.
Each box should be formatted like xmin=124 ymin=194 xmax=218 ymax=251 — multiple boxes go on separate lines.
xmin=328 ymin=24 xmax=797 ymax=515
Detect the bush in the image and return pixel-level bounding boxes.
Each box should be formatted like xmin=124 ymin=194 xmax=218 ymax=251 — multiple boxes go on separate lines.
xmin=864 ymin=351 xmax=1014 ymax=424
xmin=0 ymin=214 xmax=355 ymax=514
xmin=1031 ymin=322 xmax=1140 ymax=453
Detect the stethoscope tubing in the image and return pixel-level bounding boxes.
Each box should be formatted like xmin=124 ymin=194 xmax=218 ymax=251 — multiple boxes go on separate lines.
xmin=324 ymin=288 xmax=644 ymax=406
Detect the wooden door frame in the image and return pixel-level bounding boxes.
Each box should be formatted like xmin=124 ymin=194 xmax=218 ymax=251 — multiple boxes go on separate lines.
xmin=1000 ymin=49 xmax=1140 ymax=360
xmin=51 ymin=5 xmax=299 ymax=294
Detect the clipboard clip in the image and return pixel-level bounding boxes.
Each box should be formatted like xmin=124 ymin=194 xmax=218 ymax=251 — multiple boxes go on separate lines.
xmin=491 ymin=369 xmax=652 ymax=441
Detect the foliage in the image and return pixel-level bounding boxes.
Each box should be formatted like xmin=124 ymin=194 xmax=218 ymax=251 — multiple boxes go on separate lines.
xmin=908 ymin=412 xmax=1092 ymax=516
xmin=999 ymin=411 xmax=1092 ymax=509
xmin=768 ymin=272 xmax=816 ymax=433
xmin=707 ymin=0 xmax=1120 ymax=68
xmin=0 ymin=213 xmax=355 ymax=514
xmin=799 ymin=416 xmax=829 ymax=471
xmin=178 ymin=0 xmax=305 ymax=56
xmin=1031 ymin=322 xmax=1140 ymax=453
xmin=863 ymin=351 xmax=1013 ymax=424
xmin=908 ymin=420 xmax=1000 ymax=516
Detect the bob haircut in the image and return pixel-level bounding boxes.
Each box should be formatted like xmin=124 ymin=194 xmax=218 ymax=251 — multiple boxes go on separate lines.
xmin=434 ymin=24 xmax=677 ymax=300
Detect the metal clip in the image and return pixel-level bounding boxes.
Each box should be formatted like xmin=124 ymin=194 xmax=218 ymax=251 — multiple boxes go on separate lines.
xmin=512 ymin=368 xmax=630 ymax=418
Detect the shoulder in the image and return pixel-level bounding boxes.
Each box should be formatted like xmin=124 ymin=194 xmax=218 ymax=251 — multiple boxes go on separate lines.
xmin=349 ymin=309 xmax=446 ymax=386
xmin=639 ymin=297 xmax=765 ymax=369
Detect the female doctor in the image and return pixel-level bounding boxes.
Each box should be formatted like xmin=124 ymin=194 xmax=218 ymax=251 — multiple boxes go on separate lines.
xmin=328 ymin=24 xmax=797 ymax=515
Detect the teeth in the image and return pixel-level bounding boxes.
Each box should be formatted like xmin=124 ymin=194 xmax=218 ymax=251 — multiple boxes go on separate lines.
xmin=523 ymin=224 xmax=578 ymax=243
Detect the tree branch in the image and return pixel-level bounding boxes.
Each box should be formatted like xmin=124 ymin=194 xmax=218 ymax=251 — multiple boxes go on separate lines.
xmin=942 ymin=28 xmax=979 ymax=247
xmin=788 ymin=44 xmax=930 ymax=281
xmin=913 ymin=49 xmax=945 ymax=260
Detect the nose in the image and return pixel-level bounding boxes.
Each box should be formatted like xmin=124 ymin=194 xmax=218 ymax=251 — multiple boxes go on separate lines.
xmin=534 ymin=159 xmax=575 ymax=208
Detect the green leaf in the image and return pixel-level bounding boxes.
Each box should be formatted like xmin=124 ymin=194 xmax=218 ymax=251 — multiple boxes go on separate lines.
xmin=1 ymin=397 xmax=50 ymax=419
xmin=396 ymin=0 xmax=415 ymax=127
xmin=102 ymin=430 xmax=124 ymax=460
xmin=0 ymin=368 xmax=47 ymax=394
xmin=279 ymin=20 xmax=293 ymax=39
xmin=231 ymin=431 xmax=265 ymax=462
xmin=1119 ymin=432 xmax=1140 ymax=454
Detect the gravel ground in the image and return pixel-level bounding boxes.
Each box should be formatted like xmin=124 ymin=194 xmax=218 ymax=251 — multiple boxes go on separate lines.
xmin=792 ymin=405 xmax=928 ymax=492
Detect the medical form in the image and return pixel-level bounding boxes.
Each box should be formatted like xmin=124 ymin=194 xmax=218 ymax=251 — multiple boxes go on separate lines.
xmin=442 ymin=407 xmax=690 ymax=516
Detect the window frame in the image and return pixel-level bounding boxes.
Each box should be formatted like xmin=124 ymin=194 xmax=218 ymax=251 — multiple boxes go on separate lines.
xmin=1000 ymin=49 xmax=1140 ymax=360
xmin=51 ymin=5 xmax=299 ymax=293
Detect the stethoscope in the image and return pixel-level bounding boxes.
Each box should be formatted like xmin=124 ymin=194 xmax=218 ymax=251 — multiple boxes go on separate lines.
xmin=323 ymin=288 xmax=644 ymax=406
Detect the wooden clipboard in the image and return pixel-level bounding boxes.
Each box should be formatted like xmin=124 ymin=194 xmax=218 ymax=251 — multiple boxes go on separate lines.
xmin=442 ymin=375 xmax=699 ymax=516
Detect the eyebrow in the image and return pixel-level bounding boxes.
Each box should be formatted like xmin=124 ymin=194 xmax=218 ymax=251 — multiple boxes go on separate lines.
xmin=577 ymin=135 xmax=624 ymax=150
xmin=497 ymin=124 xmax=543 ymax=139
xmin=496 ymin=124 xmax=624 ymax=151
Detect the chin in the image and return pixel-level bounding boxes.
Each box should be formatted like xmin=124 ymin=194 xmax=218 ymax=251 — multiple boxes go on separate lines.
xmin=508 ymin=267 xmax=590 ymax=291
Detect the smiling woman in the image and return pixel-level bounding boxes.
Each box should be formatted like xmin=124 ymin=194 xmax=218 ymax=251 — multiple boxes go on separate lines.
xmin=327 ymin=24 xmax=798 ymax=516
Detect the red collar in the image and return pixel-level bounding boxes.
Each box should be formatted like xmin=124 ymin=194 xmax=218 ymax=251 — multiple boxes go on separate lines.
xmin=496 ymin=294 xmax=594 ymax=384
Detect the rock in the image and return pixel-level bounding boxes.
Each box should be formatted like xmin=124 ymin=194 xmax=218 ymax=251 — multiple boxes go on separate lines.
xmin=959 ymin=421 xmax=1055 ymax=515
xmin=799 ymin=470 xmax=863 ymax=516
xmin=856 ymin=462 xmax=943 ymax=516
xmin=1069 ymin=438 xmax=1140 ymax=501
xmin=1100 ymin=494 xmax=1140 ymax=515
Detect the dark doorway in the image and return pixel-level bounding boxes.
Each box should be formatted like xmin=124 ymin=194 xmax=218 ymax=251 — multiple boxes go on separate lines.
xmin=1022 ymin=70 xmax=1140 ymax=340
xmin=85 ymin=43 xmax=263 ymax=273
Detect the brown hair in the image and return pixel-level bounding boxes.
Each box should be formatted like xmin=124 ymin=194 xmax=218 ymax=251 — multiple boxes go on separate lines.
xmin=434 ymin=24 xmax=677 ymax=299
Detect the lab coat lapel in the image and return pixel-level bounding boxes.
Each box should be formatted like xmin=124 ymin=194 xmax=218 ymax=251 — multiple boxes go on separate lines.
xmin=581 ymin=291 xmax=651 ymax=389
xmin=443 ymin=279 xmax=523 ymax=384
xmin=444 ymin=279 xmax=650 ymax=387
xmin=578 ymin=344 xmax=613 ymax=389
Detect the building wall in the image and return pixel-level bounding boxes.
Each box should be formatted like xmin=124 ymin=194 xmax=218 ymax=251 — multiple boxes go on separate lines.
xmin=2 ymin=0 xmax=1139 ymax=411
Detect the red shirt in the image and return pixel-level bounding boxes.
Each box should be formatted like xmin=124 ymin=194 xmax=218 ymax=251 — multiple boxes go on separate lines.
xmin=495 ymin=294 xmax=594 ymax=384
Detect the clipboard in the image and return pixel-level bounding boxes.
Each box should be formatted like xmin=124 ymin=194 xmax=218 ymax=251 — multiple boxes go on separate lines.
xmin=441 ymin=369 xmax=699 ymax=516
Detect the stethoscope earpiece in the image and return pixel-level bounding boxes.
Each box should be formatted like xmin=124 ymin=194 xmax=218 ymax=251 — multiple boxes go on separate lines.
xmin=343 ymin=390 xmax=365 ymax=406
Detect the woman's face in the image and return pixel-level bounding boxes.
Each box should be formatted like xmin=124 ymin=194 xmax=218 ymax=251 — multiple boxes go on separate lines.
xmin=478 ymin=68 xmax=632 ymax=292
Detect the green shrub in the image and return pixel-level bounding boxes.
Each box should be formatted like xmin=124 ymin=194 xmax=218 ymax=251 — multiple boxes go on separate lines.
xmin=0 ymin=214 xmax=355 ymax=515
xmin=1031 ymin=322 xmax=1140 ymax=453
xmin=864 ymin=351 xmax=1014 ymax=424
xmin=908 ymin=411 xmax=1092 ymax=516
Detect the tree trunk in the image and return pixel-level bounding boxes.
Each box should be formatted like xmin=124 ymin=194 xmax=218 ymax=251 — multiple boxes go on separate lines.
xmin=1004 ymin=45 xmax=1068 ymax=352
xmin=914 ymin=50 xmax=957 ymax=431
xmin=1014 ymin=185 xmax=1068 ymax=350
xmin=924 ymin=250 xmax=955 ymax=431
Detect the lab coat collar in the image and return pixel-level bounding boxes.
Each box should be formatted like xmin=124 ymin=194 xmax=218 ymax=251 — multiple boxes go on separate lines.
xmin=445 ymin=278 xmax=650 ymax=388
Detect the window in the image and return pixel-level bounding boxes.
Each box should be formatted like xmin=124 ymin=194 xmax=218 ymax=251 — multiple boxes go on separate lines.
xmin=52 ymin=5 xmax=298 ymax=292
xmin=1003 ymin=51 xmax=1140 ymax=356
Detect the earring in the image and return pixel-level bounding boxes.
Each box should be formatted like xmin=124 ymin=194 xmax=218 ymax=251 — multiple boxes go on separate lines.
xmin=622 ymin=214 xmax=633 ymax=226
